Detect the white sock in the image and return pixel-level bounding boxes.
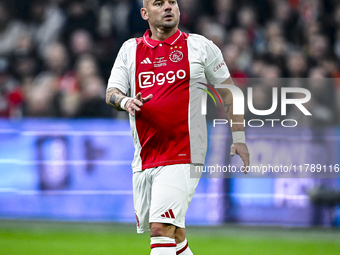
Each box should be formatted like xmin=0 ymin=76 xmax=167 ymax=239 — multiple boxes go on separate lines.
xmin=150 ymin=236 xmax=176 ymax=255
xmin=176 ymin=239 xmax=193 ymax=255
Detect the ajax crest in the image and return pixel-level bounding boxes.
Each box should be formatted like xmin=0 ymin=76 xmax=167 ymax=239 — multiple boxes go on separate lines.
xmin=169 ymin=50 xmax=183 ymax=62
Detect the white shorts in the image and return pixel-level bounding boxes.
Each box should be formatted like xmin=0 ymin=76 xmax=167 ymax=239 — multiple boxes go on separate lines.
xmin=133 ymin=164 xmax=201 ymax=233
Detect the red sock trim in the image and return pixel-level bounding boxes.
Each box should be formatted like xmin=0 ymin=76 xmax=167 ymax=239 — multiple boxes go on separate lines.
xmin=176 ymin=241 xmax=188 ymax=254
xmin=151 ymin=243 xmax=177 ymax=249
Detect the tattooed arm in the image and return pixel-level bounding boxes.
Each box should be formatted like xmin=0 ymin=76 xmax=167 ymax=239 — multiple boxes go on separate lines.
xmin=216 ymin=76 xmax=245 ymax=132
xmin=106 ymin=87 xmax=153 ymax=116
xmin=106 ymin=88 xmax=127 ymax=110
xmin=216 ymin=76 xmax=250 ymax=173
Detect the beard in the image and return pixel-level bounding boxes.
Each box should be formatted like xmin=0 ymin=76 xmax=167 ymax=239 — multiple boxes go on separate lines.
xmin=156 ymin=17 xmax=179 ymax=30
xmin=152 ymin=12 xmax=179 ymax=30
xmin=161 ymin=20 xmax=178 ymax=28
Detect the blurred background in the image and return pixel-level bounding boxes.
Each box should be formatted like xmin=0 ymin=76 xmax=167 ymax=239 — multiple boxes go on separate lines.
xmin=0 ymin=0 xmax=340 ymax=254
xmin=0 ymin=0 xmax=340 ymax=120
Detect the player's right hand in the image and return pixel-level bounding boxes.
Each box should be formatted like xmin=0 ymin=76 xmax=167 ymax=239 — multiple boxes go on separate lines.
xmin=125 ymin=92 xmax=153 ymax=116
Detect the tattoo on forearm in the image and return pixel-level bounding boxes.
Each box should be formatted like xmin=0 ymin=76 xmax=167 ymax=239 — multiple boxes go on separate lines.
xmin=224 ymin=103 xmax=231 ymax=114
xmin=106 ymin=88 xmax=126 ymax=110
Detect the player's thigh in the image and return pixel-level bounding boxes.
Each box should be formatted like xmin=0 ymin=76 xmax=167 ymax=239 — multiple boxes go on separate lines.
xmin=187 ymin=164 xmax=201 ymax=204
xmin=133 ymin=170 xmax=152 ymax=233
xmin=149 ymin=164 xmax=200 ymax=228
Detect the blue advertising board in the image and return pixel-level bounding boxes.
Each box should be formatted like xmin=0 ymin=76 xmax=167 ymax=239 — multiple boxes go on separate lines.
xmin=0 ymin=119 xmax=339 ymax=226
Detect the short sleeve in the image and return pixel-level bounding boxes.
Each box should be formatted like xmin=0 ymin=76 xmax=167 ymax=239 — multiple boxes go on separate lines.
xmin=203 ymin=39 xmax=230 ymax=85
xmin=107 ymin=41 xmax=131 ymax=94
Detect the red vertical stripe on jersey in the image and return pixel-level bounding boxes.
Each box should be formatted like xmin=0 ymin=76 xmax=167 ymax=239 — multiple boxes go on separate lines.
xmin=135 ymin=31 xmax=191 ymax=170
xmin=165 ymin=212 xmax=170 ymax=218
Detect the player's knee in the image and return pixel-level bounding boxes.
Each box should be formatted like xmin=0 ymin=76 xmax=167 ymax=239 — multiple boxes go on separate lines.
xmin=150 ymin=223 xmax=176 ymax=238
xmin=175 ymin=228 xmax=186 ymax=243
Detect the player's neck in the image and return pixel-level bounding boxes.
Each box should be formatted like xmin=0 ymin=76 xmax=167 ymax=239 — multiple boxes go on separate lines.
xmin=149 ymin=26 xmax=178 ymax=41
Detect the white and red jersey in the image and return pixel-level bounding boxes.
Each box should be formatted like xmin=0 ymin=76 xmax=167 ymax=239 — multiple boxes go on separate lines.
xmin=107 ymin=29 xmax=230 ymax=172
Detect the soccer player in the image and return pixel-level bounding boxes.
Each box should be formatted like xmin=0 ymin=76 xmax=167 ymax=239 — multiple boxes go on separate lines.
xmin=106 ymin=0 xmax=250 ymax=254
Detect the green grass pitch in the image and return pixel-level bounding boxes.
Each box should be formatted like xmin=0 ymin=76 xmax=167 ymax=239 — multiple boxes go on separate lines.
xmin=0 ymin=220 xmax=339 ymax=255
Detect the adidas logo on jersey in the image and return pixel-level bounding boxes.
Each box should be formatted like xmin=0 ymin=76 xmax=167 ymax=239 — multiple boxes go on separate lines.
xmin=141 ymin=57 xmax=152 ymax=64
xmin=161 ymin=209 xmax=175 ymax=219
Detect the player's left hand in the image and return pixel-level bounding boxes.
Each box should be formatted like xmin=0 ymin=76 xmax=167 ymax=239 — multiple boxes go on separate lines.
xmin=230 ymin=143 xmax=250 ymax=174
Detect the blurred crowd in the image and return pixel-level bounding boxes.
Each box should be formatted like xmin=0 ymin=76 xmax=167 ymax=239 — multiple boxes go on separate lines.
xmin=0 ymin=0 xmax=339 ymax=124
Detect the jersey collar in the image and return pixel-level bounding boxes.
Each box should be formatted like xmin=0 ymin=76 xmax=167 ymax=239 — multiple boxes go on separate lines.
xmin=143 ymin=29 xmax=182 ymax=48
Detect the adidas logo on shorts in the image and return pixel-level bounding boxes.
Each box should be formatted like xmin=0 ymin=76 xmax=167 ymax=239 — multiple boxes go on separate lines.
xmin=161 ymin=209 xmax=175 ymax=219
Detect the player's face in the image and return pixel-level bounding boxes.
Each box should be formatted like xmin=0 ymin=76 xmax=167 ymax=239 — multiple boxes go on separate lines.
xmin=142 ymin=0 xmax=180 ymax=30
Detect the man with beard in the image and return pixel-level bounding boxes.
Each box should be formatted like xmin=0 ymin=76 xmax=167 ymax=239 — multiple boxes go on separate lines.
xmin=106 ymin=1 xmax=249 ymax=254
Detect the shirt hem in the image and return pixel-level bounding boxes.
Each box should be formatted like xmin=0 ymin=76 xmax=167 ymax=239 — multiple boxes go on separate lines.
xmin=142 ymin=159 xmax=191 ymax=170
